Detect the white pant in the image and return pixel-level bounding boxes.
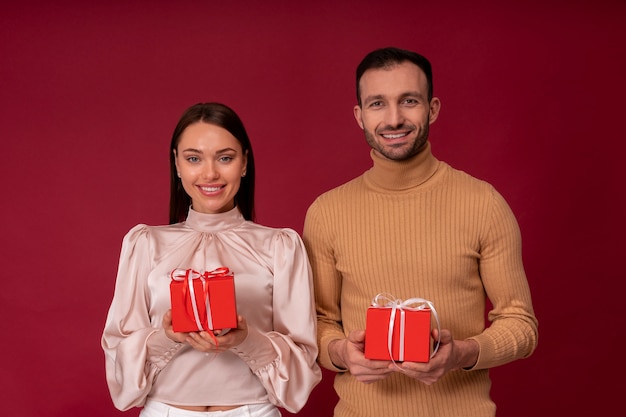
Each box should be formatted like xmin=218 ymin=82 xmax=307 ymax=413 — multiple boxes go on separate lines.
xmin=139 ymin=400 xmax=281 ymax=417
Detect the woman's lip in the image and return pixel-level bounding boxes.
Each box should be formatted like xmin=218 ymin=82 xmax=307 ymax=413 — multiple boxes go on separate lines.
xmin=197 ymin=184 xmax=225 ymax=195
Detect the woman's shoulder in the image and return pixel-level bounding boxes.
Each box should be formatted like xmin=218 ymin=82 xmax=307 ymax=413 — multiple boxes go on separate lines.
xmin=121 ymin=222 xmax=187 ymax=244
xmin=242 ymin=222 xmax=304 ymax=250
xmin=244 ymin=221 xmax=300 ymax=238
xmin=124 ymin=221 xmax=182 ymax=233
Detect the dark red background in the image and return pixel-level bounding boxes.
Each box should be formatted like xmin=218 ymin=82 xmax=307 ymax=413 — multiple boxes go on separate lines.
xmin=1 ymin=1 xmax=624 ymax=415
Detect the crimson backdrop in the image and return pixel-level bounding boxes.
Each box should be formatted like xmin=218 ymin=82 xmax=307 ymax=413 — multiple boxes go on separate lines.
xmin=2 ymin=1 xmax=624 ymax=416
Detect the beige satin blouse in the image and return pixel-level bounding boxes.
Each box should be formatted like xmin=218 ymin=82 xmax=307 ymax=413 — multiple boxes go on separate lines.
xmin=102 ymin=207 xmax=321 ymax=412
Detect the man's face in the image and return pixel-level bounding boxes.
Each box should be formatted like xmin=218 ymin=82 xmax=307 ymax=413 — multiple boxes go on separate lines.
xmin=354 ymin=61 xmax=440 ymax=161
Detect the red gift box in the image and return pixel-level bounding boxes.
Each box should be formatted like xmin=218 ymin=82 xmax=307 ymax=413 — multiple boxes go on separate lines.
xmin=170 ymin=267 xmax=237 ymax=333
xmin=364 ymin=295 xmax=438 ymax=363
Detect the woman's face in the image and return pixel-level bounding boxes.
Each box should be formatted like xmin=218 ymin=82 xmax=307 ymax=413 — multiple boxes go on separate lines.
xmin=174 ymin=121 xmax=247 ymax=215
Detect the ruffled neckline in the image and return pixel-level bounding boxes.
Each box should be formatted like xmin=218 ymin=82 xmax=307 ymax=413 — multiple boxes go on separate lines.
xmin=184 ymin=206 xmax=246 ymax=232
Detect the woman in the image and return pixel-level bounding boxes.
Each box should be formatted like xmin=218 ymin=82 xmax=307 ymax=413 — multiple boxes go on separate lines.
xmin=102 ymin=103 xmax=321 ymax=417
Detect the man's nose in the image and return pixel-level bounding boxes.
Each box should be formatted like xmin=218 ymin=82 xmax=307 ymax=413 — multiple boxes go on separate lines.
xmin=384 ymin=104 xmax=405 ymax=127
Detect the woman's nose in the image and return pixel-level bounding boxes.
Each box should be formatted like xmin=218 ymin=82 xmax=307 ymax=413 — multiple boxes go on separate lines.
xmin=202 ymin=162 xmax=219 ymax=179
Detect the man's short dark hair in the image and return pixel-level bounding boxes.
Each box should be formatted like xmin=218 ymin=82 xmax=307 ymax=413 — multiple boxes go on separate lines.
xmin=356 ymin=47 xmax=433 ymax=106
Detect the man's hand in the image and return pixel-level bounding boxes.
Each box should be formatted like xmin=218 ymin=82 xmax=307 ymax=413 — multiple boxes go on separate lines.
xmin=330 ymin=330 xmax=395 ymax=384
xmin=397 ymin=328 xmax=479 ymax=385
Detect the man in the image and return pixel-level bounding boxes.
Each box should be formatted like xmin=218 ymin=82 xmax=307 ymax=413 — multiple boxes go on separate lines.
xmin=303 ymin=47 xmax=538 ymax=417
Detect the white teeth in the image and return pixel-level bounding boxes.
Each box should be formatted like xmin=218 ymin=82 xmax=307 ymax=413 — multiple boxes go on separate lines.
xmin=201 ymin=186 xmax=221 ymax=192
xmin=383 ymin=133 xmax=406 ymax=139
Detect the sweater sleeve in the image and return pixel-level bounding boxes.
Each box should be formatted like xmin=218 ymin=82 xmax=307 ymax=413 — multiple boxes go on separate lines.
xmin=230 ymin=229 xmax=322 ymax=413
xmin=101 ymin=225 xmax=184 ymax=411
xmin=468 ymin=187 xmax=539 ymax=370
xmin=303 ymin=199 xmax=347 ymax=372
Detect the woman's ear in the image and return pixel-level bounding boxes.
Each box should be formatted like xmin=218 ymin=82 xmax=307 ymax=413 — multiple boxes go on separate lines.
xmin=241 ymin=150 xmax=248 ymax=177
xmin=173 ymin=149 xmax=180 ymax=174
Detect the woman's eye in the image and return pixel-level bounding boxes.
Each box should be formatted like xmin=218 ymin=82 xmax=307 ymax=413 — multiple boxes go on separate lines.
xmin=219 ymin=156 xmax=233 ymax=163
xmin=186 ymin=156 xmax=200 ymax=163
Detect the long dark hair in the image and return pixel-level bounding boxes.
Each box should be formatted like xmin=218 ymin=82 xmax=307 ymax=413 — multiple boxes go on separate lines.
xmin=169 ymin=102 xmax=255 ymax=224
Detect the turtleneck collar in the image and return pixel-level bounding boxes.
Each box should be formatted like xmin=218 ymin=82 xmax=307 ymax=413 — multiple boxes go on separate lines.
xmin=363 ymin=141 xmax=440 ymax=191
xmin=184 ymin=206 xmax=246 ymax=233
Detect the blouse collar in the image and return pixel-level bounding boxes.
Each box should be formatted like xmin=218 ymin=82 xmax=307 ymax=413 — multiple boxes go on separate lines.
xmin=363 ymin=141 xmax=440 ymax=191
xmin=184 ymin=206 xmax=246 ymax=232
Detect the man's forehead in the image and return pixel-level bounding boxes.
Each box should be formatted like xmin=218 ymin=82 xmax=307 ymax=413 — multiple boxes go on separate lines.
xmin=359 ymin=63 xmax=428 ymax=99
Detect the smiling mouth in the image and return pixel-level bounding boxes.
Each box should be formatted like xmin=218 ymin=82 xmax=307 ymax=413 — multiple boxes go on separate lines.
xmin=200 ymin=186 xmax=224 ymax=193
xmin=381 ymin=132 xmax=409 ymax=139
xmin=380 ymin=129 xmax=414 ymax=140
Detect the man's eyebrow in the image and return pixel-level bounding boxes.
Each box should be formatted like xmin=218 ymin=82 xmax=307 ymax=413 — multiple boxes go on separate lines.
xmin=395 ymin=90 xmax=425 ymax=101
xmin=363 ymin=91 xmax=425 ymax=104
xmin=363 ymin=94 xmax=385 ymax=104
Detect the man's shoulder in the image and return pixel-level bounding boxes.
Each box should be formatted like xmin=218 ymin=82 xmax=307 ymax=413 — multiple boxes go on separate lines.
xmin=313 ymin=174 xmax=367 ymax=203
xmin=441 ymin=162 xmax=495 ymax=192
xmin=304 ymin=174 xmax=368 ymax=223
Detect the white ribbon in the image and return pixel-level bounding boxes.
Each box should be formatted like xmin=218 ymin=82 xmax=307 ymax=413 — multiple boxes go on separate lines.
xmin=371 ymin=293 xmax=441 ymax=362
xmin=171 ymin=267 xmax=233 ymax=331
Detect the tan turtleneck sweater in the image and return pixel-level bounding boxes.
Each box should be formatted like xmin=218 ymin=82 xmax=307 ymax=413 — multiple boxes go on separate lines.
xmin=303 ymin=142 xmax=538 ymax=417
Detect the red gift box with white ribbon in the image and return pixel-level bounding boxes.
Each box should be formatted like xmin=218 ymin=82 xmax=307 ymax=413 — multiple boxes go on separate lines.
xmin=364 ymin=293 xmax=440 ymax=363
xmin=169 ymin=267 xmax=237 ymax=333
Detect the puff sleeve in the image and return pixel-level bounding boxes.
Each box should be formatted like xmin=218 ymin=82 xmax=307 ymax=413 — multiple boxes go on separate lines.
xmin=101 ymin=225 xmax=183 ymax=410
xmin=230 ymin=229 xmax=322 ymax=413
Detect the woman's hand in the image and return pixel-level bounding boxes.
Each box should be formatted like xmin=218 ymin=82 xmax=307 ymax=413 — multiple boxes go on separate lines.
xmin=163 ymin=312 xmax=249 ymax=353
xmin=162 ymin=309 xmax=191 ymax=344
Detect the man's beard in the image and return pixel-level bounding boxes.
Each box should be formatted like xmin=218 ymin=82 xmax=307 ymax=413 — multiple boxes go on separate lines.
xmin=364 ymin=122 xmax=429 ymax=161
